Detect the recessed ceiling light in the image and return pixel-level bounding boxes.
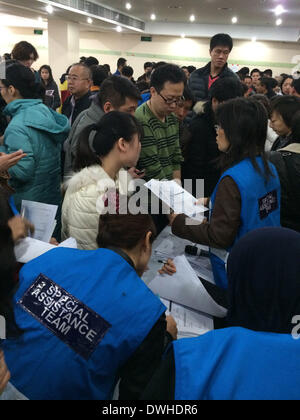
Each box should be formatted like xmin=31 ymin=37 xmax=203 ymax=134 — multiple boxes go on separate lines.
xmin=232 ymin=16 xmax=238 ymax=24
xmin=87 ymin=17 xmax=93 ymax=24
xmin=116 ymin=25 xmax=122 ymax=32
xmin=125 ymin=2 xmax=132 ymax=10
xmin=276 ymin=18 xmax=282 ymax=25
xmin=150 ymin=13 xmax=156 ymax=20
xmin=46 ymin=4 xmax=53 ymax=14
xmin=274 ymin=5 xmax=284 ymax=16
xmin=189 ymin=14 xmax=195 ymax=22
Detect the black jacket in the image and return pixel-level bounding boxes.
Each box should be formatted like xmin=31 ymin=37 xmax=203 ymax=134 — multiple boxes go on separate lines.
xmin=43 ymin=79 xmax=61 ymax=110
xmin=189 ymin=62 xmax=238 ymax=102
xmin=269 ymin=144 xmax=300 ymax=232
xmin=182 ymin=102 xmax=221 ymax=197
xmin=271 ymin=133 xmax=293 ymax=152
xmin=61 ymin=91 xmax=91 ymax=126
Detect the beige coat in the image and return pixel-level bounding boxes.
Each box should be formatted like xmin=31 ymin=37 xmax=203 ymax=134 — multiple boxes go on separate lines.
xmin=62 ymin=165 xmax=132 ymax=250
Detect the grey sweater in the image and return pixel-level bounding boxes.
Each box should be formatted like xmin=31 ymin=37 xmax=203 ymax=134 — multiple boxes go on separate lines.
xmin=63 ymin=99 xmax=104 ymax=179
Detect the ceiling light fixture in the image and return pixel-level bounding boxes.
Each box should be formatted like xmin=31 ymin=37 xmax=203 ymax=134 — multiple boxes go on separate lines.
xmin=189 ymin=14 xmax=195 ymax=22
xmin=274 ymin=5 xmax=284 ymax=16
xmin=232 ymin=16 xmax=238 ymax=24
xmin=252 ymin=37 xmax=257 ymax=43
xmin=38 ymin=16 xmax=43 ymax=22
xmin=46 ymin=4 xmax=53 ymax=14
xmin=116 ymin=25 xmax=122 ymax=32
xmin=150 ymin=13 xmax=156 ymax=20
xmin=276 ymin=18 xmax=282 ymax=26
xmin=125 ymin=3 xmax=132 ymax=10
xmin=181 ymin=33 xmax=185 ymax=38
xmin=87 ymin=17 xmax=93 ymax=24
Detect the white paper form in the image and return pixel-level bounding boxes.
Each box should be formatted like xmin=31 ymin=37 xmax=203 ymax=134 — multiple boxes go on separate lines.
xmin=149 ymin=255 xmax=227 ymax=318
xmin=160 ymin=298 xmax=213 ymax=339
xmin=144 ymin=179 xmax=208 ymax=221
xmin=21 ymin=200 xmax=58 ymax=243
xmin=14 ymin=237 xmax=78 ymax=264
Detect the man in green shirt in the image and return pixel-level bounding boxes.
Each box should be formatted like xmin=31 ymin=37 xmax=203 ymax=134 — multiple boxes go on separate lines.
xmin=135 ymin=64 xmax=186 ymax=182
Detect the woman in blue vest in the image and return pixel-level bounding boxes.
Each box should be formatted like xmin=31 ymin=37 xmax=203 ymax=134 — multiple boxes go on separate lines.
xmin=1 ymin=211 xmax=177 ymax=400
xmin=142 ymin=227 xmax=300 ymax=400
xmin=170 ymin=98 xmax=281 ymax=288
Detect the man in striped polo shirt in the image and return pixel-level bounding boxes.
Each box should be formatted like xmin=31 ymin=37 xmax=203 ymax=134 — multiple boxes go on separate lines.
xmin=135 ymin=64 xmax=186 ymax=183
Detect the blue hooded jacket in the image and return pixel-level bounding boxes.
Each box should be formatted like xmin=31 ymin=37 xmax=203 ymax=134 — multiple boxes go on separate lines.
xmin=0 ymin=99 xmax=70 ymax=209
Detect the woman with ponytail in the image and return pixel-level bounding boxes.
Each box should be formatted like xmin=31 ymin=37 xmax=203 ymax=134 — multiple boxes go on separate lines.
xmin=0 ymin=62 xmax=69 ymax=239
xmin=61 ymin=111 xmax=142 ymax=249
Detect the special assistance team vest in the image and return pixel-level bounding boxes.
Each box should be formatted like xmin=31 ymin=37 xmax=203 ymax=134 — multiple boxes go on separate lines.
xmin=2 ymin=248 xmax=165 ymax=400
xmin=210 ymin=157 xmax=281 ymax=289
xmin=173 ymin=327 xmax=300 ymax=400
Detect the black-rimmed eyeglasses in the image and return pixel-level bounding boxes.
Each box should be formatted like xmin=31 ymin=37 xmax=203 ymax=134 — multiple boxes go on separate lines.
xmin=158 ymin=92 xmax=185 ymax=105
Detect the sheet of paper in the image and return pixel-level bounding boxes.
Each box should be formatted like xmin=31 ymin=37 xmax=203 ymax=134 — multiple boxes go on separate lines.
xmin=14 ymin=237 xmax=78 ymax=264
xmin=160 ymin=298 xmax=213 ymax=339
xmin=153 ymin=233 xmax=215 ymax=284
xmin=144 ymin=179 xmax=208 ymax=220
xmin=154 ymin=233 xmax=208 ymax=259
xmin=21 ymin=200 xmax=58 ymax=243
xmin=149 ymin=255 xmax=227 ymax=318
xmin=58 ymin=238 xmax=78 ymax=249
xmin=14 ymin=237 xmax=55 ymax=263
xmin=186 ymin=255 xmax=215 ymax=284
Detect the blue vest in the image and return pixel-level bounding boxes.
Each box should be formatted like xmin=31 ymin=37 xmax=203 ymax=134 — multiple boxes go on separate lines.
xmin=210 ymin=158 xmax=281 ymax=288
xmin=173 ymin=327 xmax=300 ymax=400
xmin=2 ymin=248 xmax=165 ymax=400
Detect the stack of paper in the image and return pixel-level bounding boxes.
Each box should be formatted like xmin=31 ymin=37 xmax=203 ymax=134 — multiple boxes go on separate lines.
xmin=149 ymin=255 xmax=227 ymax=318
xmin=144 ymin=179 xmax=208 ymax=221
xmin=161 ymin=298 xmax=213 ymax=339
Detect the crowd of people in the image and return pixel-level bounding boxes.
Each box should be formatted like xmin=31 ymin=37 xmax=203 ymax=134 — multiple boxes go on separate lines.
xmin=0 ymin=33 xmax=300 ymax=400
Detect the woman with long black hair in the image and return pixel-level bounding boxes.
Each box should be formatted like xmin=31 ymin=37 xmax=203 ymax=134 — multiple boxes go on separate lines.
xmin=39 ymin=64 xmax=61 ymax=110
xmin=170 ymin=98 xmax=281 ymax=289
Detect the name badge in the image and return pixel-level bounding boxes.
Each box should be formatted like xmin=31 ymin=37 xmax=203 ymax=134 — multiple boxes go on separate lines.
xmin=18 ymin=274 xmax=111 ymax=360
xmin=258 ymin=190 xmax=278 ymax=220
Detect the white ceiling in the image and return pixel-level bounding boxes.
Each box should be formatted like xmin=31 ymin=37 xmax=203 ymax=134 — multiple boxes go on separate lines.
xmin=0 ymin=0 xmax=299 ymax=36
xmin=97 ymin=0 xmax=300 ymax=28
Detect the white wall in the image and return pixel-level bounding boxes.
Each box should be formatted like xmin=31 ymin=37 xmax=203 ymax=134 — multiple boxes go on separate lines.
xmin=79 ymin=31 xmax=300 ymax=77
xmin=0 ymin=26 xmax=48 ymax=69
xmin=1 ymin=26 xmax=299 ymax=82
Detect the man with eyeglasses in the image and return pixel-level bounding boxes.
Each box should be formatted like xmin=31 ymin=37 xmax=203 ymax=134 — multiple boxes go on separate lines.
xmin=189 ymin=34 xmax=237 ymax=103
xmin=61 ymin=63 xmax=92 ymax=126
xmin=135 ymin=64 xmax=186 ymax=183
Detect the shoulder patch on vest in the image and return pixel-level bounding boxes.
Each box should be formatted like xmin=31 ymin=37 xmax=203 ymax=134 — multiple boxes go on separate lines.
xmin=18 ymin=274 xmax=111 ymax=360
xmin=258 ymin=190 xmax=278 ymax=220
